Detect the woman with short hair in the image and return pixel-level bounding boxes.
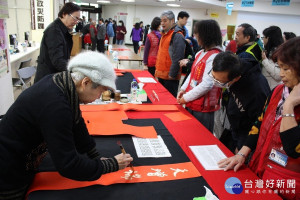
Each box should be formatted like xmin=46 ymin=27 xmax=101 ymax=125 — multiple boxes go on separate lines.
xmin=130 ymin=23 xmax=142 ymax=54
xmin=35 ymin=2 xmax=81 ymax=83
xmin=143 ymin=17 xmax=161 ymax=76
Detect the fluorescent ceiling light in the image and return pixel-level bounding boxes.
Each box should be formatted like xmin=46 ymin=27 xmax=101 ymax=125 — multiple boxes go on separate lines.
xmin=74 ymin=2 xmax=89 ymax=6
xmin=167 ymin=3 xmax=180 ymax=7
xmin=121 ymin=0 xmax=135 ymax=2
xmin=158 ymin=0 xmax=176 ymax=2
xmin=97 ymin=0 xmax=110 ymax=3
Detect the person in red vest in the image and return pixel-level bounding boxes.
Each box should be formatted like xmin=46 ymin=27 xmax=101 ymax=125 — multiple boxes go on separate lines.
xmin=155 ymin=10 xmax=186 ymax=97
xmin=143 ymin=17 xmax=161 ymax=76
xmin=218 ymin=37 xmax=300 ymax=200
xmin=177 ymin=20 xmax=223 ymax=132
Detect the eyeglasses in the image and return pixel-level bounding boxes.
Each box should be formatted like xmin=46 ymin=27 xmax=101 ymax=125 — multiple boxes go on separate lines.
xmin=208 ymin=69 xmax=230 ymax=87
xmin=69 ymin=14 xmax=80 ymax=23
xmin=261 ymin=36 xmax=265 ymax=39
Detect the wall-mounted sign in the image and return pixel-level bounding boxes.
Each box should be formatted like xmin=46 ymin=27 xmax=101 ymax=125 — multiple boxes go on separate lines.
xmin=241 ymin=0 xmax=254 ymax=7
xmin=210 ymin=13 xmax=219 ymax=18
xmin=118 ymin=12 xmax=128 ymax=16
xmin=31 ymin=0 xmax=51 ymax=30
xmin=272 ymin=0 xmax=290 ymax=6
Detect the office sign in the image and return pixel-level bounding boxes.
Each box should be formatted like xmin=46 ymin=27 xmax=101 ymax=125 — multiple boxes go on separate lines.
xmin=241 ymin=0 xmax=254 ymax=7
xmin=272 ymin=0 xmax=290 ymax=6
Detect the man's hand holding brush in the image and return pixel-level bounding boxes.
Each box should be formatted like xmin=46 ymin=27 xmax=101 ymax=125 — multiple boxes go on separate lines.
xmin=114 ymin=153 xmax=133 ymax=170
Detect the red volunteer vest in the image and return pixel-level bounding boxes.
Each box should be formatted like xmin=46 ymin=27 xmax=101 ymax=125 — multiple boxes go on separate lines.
xmin=147 ymin=31 xmax=160 ymax=67
xmin=248 ymin=84 xmax=300 ymax=200
xmin=185 ymin=49 xmax=221 ymax=112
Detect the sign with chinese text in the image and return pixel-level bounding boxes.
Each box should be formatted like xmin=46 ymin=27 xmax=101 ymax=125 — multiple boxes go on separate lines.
xmin=31 ymin=0 xmax=51 ymax=30
xmin=272 ymin=0 xmax=290 ymax=6
xmin=241 ymin=0 xmax=255 ymax=7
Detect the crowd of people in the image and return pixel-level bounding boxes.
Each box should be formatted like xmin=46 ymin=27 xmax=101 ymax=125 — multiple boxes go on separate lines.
xmin=76 ymin=17 xmax=128 ymax=53
xmin=0 ymin=2 xmax=299 ymax=200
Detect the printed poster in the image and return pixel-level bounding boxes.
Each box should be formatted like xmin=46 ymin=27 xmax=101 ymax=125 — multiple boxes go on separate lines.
xmin=0 ymin=19 xmax=8 ymax=77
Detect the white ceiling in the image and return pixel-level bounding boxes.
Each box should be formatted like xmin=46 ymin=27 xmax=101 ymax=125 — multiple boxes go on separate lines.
xmin=73 ymin=0 xmax=300 ymax=9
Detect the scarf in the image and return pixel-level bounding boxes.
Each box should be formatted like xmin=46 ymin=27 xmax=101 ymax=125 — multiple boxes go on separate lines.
xmin=53 ymin=71 xmax=80 ymax=124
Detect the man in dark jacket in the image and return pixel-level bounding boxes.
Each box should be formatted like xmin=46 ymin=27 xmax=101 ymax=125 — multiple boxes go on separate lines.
xmin=34 ymin=3 xmax=80 ymax=83
xmin=235 ymin=23 xmax=262 ymax=63
xmin=97 ymin=18 xmax=106 ymax=53
xmin=211 ymin=52 xmax=270 ymax=151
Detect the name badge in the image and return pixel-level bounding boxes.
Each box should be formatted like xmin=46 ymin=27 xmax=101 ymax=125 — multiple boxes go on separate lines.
xmin=190 ymin=79 xmax=198 ymax=88
xmin=268 ymin=148 xmax=288 ymax=167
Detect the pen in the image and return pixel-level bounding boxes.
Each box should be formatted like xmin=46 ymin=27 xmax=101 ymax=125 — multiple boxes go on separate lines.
xmin=152 ymin=90 xmax=160 ymax=101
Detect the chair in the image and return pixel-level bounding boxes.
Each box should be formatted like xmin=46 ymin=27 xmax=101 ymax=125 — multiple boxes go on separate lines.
xmin=14 ymin=66 xmax=36 ymax=90
xmin=19 ymin=58 xmax=32 ymax=70
xmin=12 ymin=58 xmax=33 ymax=88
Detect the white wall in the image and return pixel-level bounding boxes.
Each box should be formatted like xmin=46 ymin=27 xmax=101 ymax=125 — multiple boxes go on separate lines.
xmin=236 ymin=11 xmax=300 ymax=37
xmin=232 ymin=0 xmax=300 ymax=16
xmin=0 ymin=0 xmax=32 ymax=115
xmin=7 ymin=0 xmax=31 ymax=43
xmin=102 ymin=5 xmax=238 ymax=44
xmin=102 ymin=3 xmax=300 ymax=44
xmin=196 ymin=0 xmax=300 ymax=16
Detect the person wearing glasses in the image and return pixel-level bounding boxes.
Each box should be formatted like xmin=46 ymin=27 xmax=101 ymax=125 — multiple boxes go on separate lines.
xmin=210 ymin=51 xmax=270 ymax=153
xmin=177 ymin=20 xmax=223 ymax=133
xmin=34 ymin=2 xmax=81 ymax=83
xmin=218 ymin=37 xmax=300 ymax=200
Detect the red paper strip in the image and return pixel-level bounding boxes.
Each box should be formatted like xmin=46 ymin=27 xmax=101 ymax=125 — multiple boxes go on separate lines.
xmin=82 ymin=111 xmax=158 ymax=138
xmin=27 ymin=162 xmax=201 ymax=197
xmin=80 ymin=103 xmax=179 ymax=112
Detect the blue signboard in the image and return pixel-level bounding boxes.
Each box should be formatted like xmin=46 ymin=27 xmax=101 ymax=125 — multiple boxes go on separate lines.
xmin=241 ymin=0 xmax=254 ymax=7
xmin=272 ymin=0 xmax=290 ymax=6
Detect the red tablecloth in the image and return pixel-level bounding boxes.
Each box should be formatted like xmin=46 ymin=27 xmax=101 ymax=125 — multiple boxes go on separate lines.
xmin=128 ymin=70 xmax=281 ymax=199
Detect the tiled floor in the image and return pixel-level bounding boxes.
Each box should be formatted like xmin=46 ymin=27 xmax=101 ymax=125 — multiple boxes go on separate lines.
xmin=82 ymin=44 xmax=144 ymax=70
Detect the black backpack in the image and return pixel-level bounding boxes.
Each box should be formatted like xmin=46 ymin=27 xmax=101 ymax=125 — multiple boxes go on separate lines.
xmin=170 ymin=31 xmax=194 ymax=59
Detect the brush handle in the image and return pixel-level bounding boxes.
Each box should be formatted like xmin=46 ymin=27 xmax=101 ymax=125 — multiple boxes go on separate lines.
xmin=121 ymin=148 xmax=126 ymax=154
xmin=119 ymin=145 xmax=127 ymax=154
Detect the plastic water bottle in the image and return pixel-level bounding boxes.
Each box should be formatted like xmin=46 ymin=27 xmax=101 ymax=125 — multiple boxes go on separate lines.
xmin=130 ymin=79 xmax=138 ymax=102
xmin=112 ymin=51 xmax=118 ymax=61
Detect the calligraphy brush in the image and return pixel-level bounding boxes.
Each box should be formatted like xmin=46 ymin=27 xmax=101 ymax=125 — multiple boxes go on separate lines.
xmin=117 ymin=141 xmax=134 ymax=175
